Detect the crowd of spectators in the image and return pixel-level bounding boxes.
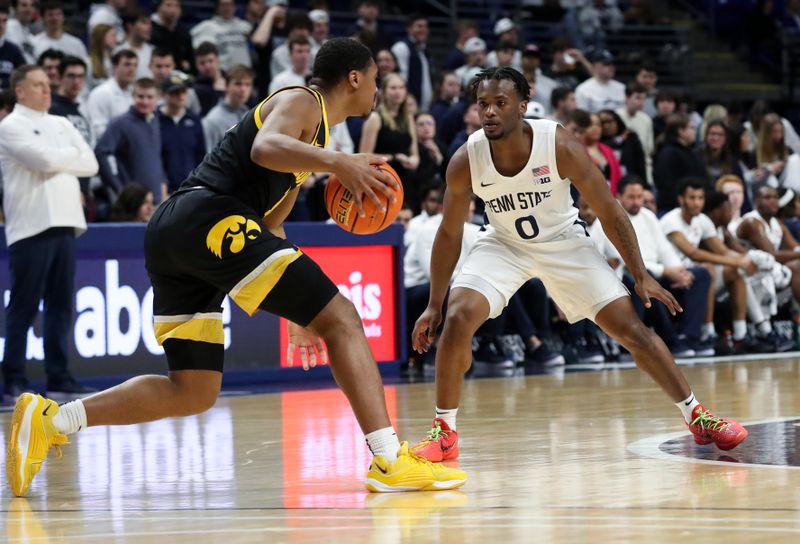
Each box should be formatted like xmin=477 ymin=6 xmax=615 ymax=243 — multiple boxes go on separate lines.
xmin=1 ymin=0 xmax=800 ymax=384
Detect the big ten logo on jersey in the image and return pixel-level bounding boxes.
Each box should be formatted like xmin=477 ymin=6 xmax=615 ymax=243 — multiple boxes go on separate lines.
xmin=279 ymin=245 xmax=398 ymax=366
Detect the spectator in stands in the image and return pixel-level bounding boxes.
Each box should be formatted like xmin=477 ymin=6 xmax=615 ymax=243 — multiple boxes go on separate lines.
xmin=573 ymin=109 xmax=622 ymax=194
xmin=599 ymin=109 xmax=646 ymax=182
xmin=737 ymin=185 xmax=800 ymax=302
xmin=653 ymin=113 xmax=707 ymax=212
xmin=615 ymin=81 xmax=653 ymax=183
xmin=117 ymin=8 xmax=153 ymax=79
xmin=88 ymin=0 xmax=124 ymax=42
xmin=391 ymin=13 xmax=433 ymax=112
xmin=5 ymin=0 xmax=40 ymax=63
xmin=549 ymin=86 xmax=576 ymax=126
xmin=192 ymin=42 xmax=226 ymax=116
xmin=349 ymin=0 xmax=386 ymax=53
xmin=520 ymin=44 xmax=556 ymax=112
xmin=414 ymin=112 xmax=446 ymax=192
xmin=699 ymin=103 xmax=727 ymax=140
xmin=607 ymin=176 xmax=709 ymax=357
xmin=697 ymin=120 xmax=743 ymax=184
xmin=50 ymin=56 xmax=94 ymax=212
xmin=32 ymin=2 xmax=88 ymax=61
xmin=546 ymin=39 xmax=592 ymax=90
xmin=441 ymin=19 xmax=478 ymax=71
xmin=148 ymin=49 xmax=202 ymax=117
xmin=247 ymin=0 xmax=287 ymax=98
xmin=375 ymin=48 xmax=399 ymax=81
xmin=661 ymin=178 xmax=756 ymax=349
xmin=447 ymin=101 xmax=481 ymax=161
xmin=491 ymin=40 xmax=517 ymax=69
xmin=523 ymin=72 xmax=546 ymax=119
xmin=0 ymin=3 xmax=25 ymax=90
xmin=728 ymin=123 xmax=763 ymax=193
xmin=567 ymin=0 xmax=624 ymax=52
xmin=191 ymin=0 xmax=252 ymax=71
xmin=37 ymin=48 xmax=63 ymax=90
xmin=110 ymin=182 xmax=153 ymax=222
xmin=429 ymin=71 xmax=460 ymax=127
xmin=88 ymin=24 xmax=116 ymax=89
xmin=308 ymin=9 xmax=329 ymax=57
xmin=0 ymin=64 xmax=98 ymax=400
xmin=87 ymin=48 xmax=136 ymax=138
xmin=756 ymin=113 xmax=800 ymax=187
xmin=96 ymin=77 xmax=168 ymax=203
xmin=396 ymin=204 xmax=413 ymax=231
xmin=202 ymin=64 xmax=252 ymax=150
xmin=652 ymin=89 xmax=676 ymax=142
xmin=158 ymin=72 xmax=204 ymax=193
xmin=360 ymin=72 xmax=419 ymax=210
xmin=455 ymin=37 xmax=486 ymax=89
xmin=269 ymin=12 xmax=311 ymax=80
xmin=575 ymin=50 xmax=624 ymax=113
xmin=643 ymin=186 xmax=657 ymax=214
xmin=635 ymin=61 xmax=658 ymax=117
xmin=269 ymin=35 xmax=310 ymax=94
xmin=150 ymin=0 xmax=193 ymax=74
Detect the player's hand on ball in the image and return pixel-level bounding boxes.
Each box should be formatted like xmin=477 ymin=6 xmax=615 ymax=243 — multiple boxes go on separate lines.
xmin=332 ymin=153 xmax=399 ymax=218
xmin=413 ymin=307 xmax=442 ymax=353
xmin=287 ymin=321 xmax=328 ymax=371
xmin=634 ymin=274 xmax=683 ymax=316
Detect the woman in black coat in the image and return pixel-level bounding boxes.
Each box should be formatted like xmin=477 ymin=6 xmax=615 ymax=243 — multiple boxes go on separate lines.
xmin=598 ymin=109 xmax=647 ymax=182
xmin=653 ymin=113 xmax=708 ymax=212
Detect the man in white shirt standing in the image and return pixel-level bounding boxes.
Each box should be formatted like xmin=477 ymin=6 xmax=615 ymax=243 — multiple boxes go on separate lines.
xmin=116 ymin=8 xmax=153 ymax=79
xmin=268 ymin=35 xmax=309 ymax=94
xmin=86 ymin=48 xmax=136 ymax=138
xmin=31 ymin=1 xmax=88 ymax=61
xmin=5 ymin=0 xmax=41 ymax=63
xmin=615 ymin=81 xmax=654 ymax=184
xmin=191 ymin=0 xmax=252 ymax=70
xmin=391 ymin=14 xmax=432 ymax=112
xmin=0 ymin=65 xmax=98 ymax=401
xmin=574 ymin=50 xmax=624 ymax=113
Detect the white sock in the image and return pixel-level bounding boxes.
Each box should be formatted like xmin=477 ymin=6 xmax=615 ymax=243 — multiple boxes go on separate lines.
xmin=676 ymin=392 xmax=700 ymax=424
xmin=52 ymin=400 xmax=87 ymax=435
xmin=365 ymin=427 xmax=400 ymax=462
xmin=757 ymin=320 xmax=772 ymax=336
xmin=701 ymin=322 xmax=716 ymax=340
xmin=435 ymin=406 xmax=458 ymax=430
xmin=732 ymin=320 xmax=748 ymax=341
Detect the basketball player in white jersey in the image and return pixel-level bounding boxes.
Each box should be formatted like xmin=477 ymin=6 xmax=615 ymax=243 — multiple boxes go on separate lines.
xmin=737 ymin=185 xmax=800 ymax=301
xmin=410 ymin=67 xmax=748 ymax=461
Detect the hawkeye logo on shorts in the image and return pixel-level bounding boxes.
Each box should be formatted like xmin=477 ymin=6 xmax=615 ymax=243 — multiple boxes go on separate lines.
xmin=206 ymin=215 xmax=262 ymax=259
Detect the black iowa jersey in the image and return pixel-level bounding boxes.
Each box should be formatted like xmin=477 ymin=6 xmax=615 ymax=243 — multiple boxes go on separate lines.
xmin=182 ymin=86 xmax=329 ymax=217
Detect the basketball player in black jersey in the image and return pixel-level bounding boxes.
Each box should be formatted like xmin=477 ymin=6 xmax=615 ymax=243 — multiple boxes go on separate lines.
xmin=7 ymin=38 xmax=466 ymax=497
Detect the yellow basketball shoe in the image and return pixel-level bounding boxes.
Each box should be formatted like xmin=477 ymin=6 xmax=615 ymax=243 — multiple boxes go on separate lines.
xmin=364 ymin=441 xmax=467 ymax=492
xmin=6 ymin=393 xmax=68 ymax=497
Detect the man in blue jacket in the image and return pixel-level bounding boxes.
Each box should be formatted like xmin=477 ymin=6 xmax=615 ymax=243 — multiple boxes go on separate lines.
xmin=95 ymin=77 xmax=169 ymax=203
xmin=157 ymin=71 xmax=205 ymax=193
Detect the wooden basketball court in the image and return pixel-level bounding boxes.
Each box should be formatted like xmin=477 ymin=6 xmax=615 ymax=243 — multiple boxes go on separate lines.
xmin=3 ymin=356 xmax=800 ymax=543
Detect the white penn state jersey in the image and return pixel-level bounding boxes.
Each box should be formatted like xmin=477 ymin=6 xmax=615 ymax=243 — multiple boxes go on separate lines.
xmin=741 ymin=209 xmax=783 ymax=251
xmin=467 ymin=119 xmax=578 ymax=243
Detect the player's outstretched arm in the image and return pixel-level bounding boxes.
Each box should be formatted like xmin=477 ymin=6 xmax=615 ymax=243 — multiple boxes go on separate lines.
xmin=555 ymin=126 xmax=682 ymax=315
xmin=250 ymin=89 xmax=397 ymax=216
xmin=412 ymin=144 xmax=473 ymax=353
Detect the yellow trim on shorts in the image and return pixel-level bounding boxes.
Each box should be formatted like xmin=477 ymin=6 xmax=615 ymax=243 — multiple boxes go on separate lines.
xmin=153 ymin=315 xmax=224 ymax=345
xmin=230 ymin=250 xmax=304 ymax=316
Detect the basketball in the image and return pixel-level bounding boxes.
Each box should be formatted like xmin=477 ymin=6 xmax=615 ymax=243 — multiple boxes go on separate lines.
xmin=324 ymin=163 xmax=404 ymax=234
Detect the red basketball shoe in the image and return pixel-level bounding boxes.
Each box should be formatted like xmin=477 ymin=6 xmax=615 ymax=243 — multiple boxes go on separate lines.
xmin=411 ymin=418 xmax=459 ymax=462
xmin=687 ymin=405 xmax=748 ymax=451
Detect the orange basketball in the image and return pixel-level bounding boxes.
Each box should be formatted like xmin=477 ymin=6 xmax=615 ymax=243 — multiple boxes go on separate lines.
xmin=324 ymin=163 xmax=404 ymax=234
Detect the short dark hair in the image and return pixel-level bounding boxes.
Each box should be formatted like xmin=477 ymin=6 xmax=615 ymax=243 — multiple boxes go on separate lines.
xmin=406 ymin=13 xmax=427 ymax=26
xmin=625 ymin=81 xmax=647 ymax=97
xmin=151 ymin=47 xmax=175 ymax=61
xmin=637 ymin=61 xmax=656 ymax=75
xmin=288 ymin=35 xmax=311 ymax=53
xmin=617 ymin=174 xmax=646 ymax=196
xmin=495 ymin=40 xmax=516 ymax=52
xmin=310 ymin=37 xmax=374 ymax=90
xmin=569 ymin=109 xmax=591 ymax=129
xmin=39 ymin=0 xmax=62 ymax=14
xmin=10 ymin=65 xmax=44 ymax=90
xmin=678 ymin=177 xmax=707 ymax=196
xmin=58 ymin=55 xmax=86 ymax=76
xmin=121 ymin=7 xmax=148 ymax=31
xmin=194 ymin=42 xmax=219 ymax=58
xmin=37 ymin=48 xmax=64 ymax=65
xmin=469 ymin=66 xmax=530 ymax=101
xmin=133 ymin=77 xmax=158 ymax=91
xmin=551 ymin=37 xmax=572 ymax=53
xmin=286 ymin=12 xmax=312 ymax=33
xmin=225 ymin=64 xmax=255 ymax=83
xmin=550 ymin=86 xmax=573 ymax=110
xmin=111 ymin=48 xmax=137 ymax=66
xmin=703 ymin=191 xmax=729 ymax=214
xmin=655 ymin=90 xmax=676 ymax=104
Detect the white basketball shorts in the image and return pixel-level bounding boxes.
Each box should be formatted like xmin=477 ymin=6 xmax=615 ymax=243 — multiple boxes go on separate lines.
xmin=452 ymin=224 xmax=629 ymax=322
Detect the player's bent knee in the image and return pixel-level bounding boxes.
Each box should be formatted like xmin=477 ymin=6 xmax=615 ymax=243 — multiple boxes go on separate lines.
xmin=617 ymin=321 xmax=653 ymax=353
xmin=168 ymin=370 xmax=222 ymax=415
xmin=308 ymin=293 xmax=363 ymax=340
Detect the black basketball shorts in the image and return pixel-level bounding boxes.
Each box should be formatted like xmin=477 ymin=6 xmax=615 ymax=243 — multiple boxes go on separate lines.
xmin=144 ymin=187 xmax=340 ymax=372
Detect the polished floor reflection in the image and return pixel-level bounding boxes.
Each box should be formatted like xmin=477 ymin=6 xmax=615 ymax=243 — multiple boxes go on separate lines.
xmin=3 ymin=358 xmax=800 ymax=543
